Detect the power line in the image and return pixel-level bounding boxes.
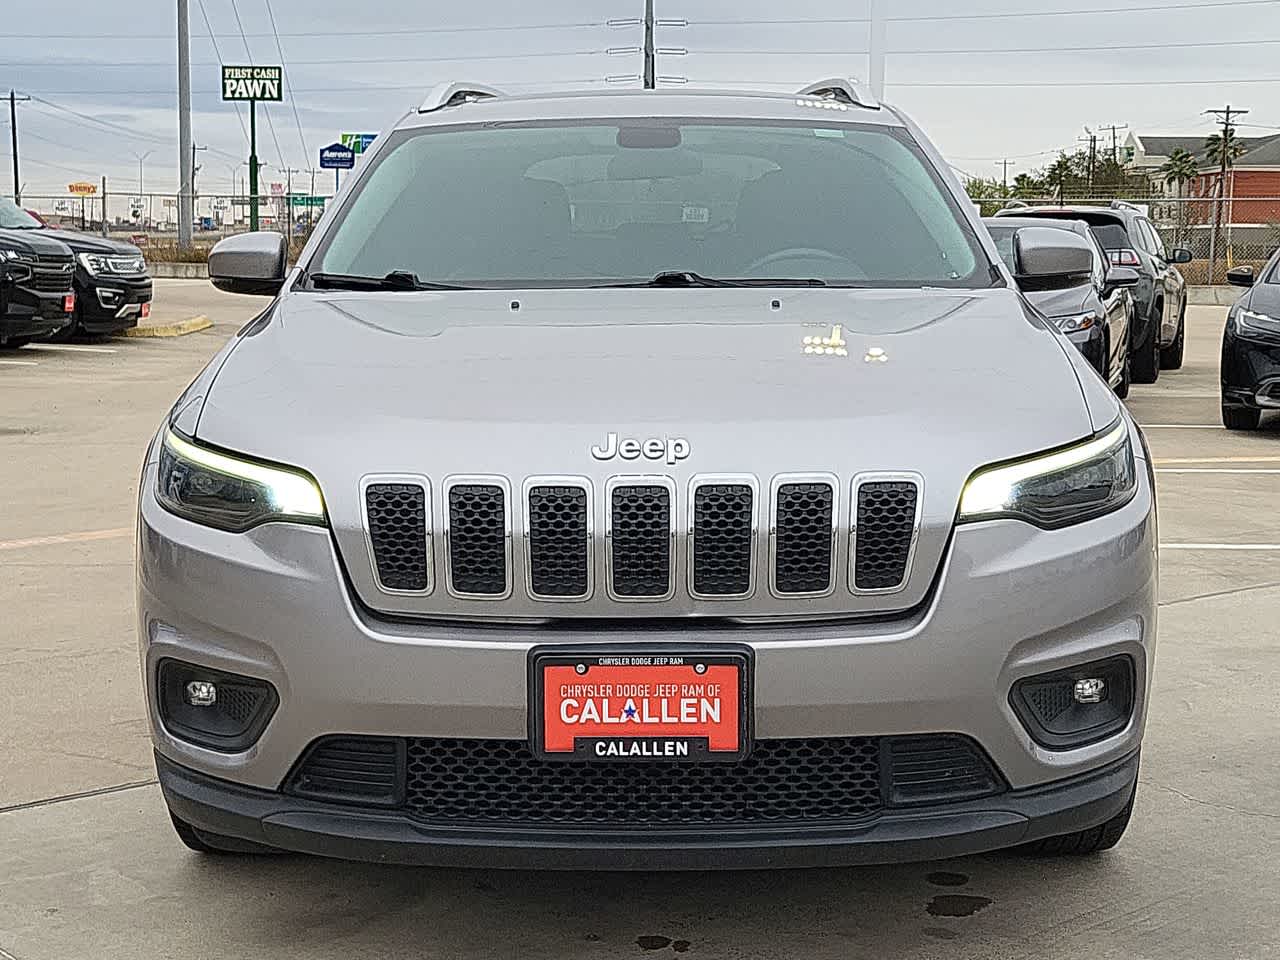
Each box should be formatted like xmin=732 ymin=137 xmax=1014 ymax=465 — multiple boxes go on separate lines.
xmin=196 ymin=0 xmax=248 ymax=143
xmin=0 ymin=50 xmax=613 ymax=68
xmin=228 ymin=0 xmax=286 ymax=168
xmin=23 ymin=95 xmax=173 ymax=145
xmin=1 ymin=21 xmax=610 ymax=41
xmin=263 ymin=0 xmax=309 ymax=166
xmin=886 ymin=0 xmax=1280 ymax=20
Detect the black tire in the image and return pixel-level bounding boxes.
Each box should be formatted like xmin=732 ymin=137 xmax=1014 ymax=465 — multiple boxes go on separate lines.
xmin=1160 ymin=300 xmax=1186 ymax=370
xmin=1114 ymin=337 xmax=1131 ymax=400
xmin=1222 ymin=404 xmax=1261 ymax=431
xmin=1019 ymin=785 xmax=1135 ymax=856
xmin=49 ymin=304 xmax=80 ymax=343
xmin=169 ymin=811 xmax=279 ymax=855
xmin=0 ymin=337 xmax=34 ymax=349
xmin=1131 ymin=306 xmax=1161 ymax=385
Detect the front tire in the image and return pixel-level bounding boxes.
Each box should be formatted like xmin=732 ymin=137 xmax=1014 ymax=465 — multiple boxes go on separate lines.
xmin=168 ymin=811 xmax=279 ymax=855
xmin=49 ymin=305 xmax=81 ymax=343
xmin=0 ymin=337 xmax=34 ymax=349
xmin=1161 ymin=300 xmax=1186 ymax=370
xmin=1131 ymin=307 xmax=1161 ymax=384
xmin=1114 ymin=336 xmax=1131 ymax=400
xmin=1019 ymin=785 xmax=1135 ymax=856
xmin=1223 ymin=404 xmax=1261 ymax=430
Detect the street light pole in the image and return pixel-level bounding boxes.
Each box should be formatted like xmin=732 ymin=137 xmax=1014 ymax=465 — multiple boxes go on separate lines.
xmin=177 ymin=0 xmax=193 ymax=250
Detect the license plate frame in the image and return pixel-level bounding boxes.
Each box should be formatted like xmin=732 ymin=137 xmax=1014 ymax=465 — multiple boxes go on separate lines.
xmin=529 ymin=645 xmax=753 ymax=763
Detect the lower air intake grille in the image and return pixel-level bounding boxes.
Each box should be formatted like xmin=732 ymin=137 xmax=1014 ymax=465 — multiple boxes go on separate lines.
xmin=609 ymin=484 xmax=671 ymax=598
xmin=447 ymin=483 xmax=507 ymax=596
xmin=286 ymin=736 xmax=405 ymax=807
xmin=405 ymin=736 xmax=883 ymax=825
xmin=692 ymin=483 xmax=754 ymax=597
xmin=855 ymin=480 xmax=919 ymax=591
xmin=364 ymin=483 xmax=429 ymax=592
xmin=884 ymin=735 xmax=1003 ymax=806
xmin=527 ymin=484 xmax=590 ymax=598
xmin=773 ymin=482 xmax=834 ymax=594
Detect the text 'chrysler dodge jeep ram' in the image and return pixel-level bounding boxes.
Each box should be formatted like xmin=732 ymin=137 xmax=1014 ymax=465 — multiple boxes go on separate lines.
xmin=137 ymin=79 xmax=1157 ymax=869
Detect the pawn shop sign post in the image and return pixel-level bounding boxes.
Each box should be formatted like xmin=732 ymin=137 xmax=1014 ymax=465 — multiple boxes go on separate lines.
xmin=222 ymin=65 xmax=283 ymax=231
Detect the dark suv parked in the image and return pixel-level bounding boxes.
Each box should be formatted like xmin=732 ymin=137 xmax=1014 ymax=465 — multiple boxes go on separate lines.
xmin=996 ymin=201 xmax=1190 ymax=383
xmin=0 ymin=202 xmax=76 ymax=348
xmin=1 ymin=202 xmax=152 ymax=338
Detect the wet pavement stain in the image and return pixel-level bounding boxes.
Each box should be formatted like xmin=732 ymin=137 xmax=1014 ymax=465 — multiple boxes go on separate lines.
xmin=926 ymin=894 xmax=993 ymax=918
xmin=637 ymin=936 xmax=673 ymax=950
xmin=926 ymin=871 xmax=970 ymax=888
xmin=672 ymin=941 xmax=691 ymax=953
xmin=923 ymin=927 xmax=960 ymax=940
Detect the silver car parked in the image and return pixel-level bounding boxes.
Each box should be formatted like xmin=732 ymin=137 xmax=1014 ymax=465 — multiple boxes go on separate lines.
xmin=138 ymin=79 xmax=1156 ymax=869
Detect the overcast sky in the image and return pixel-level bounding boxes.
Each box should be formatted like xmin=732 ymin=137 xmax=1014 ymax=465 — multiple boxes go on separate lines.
xmin=4 ymin=0 xmax=1280 ymax=196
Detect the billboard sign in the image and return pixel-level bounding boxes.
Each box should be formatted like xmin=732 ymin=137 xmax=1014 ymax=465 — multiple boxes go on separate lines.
xmin=221 ymin=65 xmax=283 ymax=101
xmin=319 ymin=142 xmax=356 ymax=170
xmin=340 ymin=132 xmax=377 ymax=155
xmin=67 ymin=181 xmax=97 ymax=196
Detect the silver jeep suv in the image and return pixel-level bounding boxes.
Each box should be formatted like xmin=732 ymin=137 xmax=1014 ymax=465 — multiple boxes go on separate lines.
xmin=138 ymin=79 xmax=1156 ymax=868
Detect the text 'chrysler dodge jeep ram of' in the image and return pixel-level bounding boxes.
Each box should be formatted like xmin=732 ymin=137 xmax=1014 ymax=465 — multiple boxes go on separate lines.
xmin=138 ymin=79 xmax=1157 ymax=869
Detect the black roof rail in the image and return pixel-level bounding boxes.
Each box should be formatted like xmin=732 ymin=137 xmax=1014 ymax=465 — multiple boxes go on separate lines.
xmin=418 ymin=82 xmax=505 ymax=113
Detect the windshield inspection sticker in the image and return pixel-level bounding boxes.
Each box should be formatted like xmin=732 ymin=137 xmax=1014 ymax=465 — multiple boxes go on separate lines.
xmin=814 ymin=129 xmax=846 ymax=138
xmin=682 ymin=205 xmax=710 ymax=223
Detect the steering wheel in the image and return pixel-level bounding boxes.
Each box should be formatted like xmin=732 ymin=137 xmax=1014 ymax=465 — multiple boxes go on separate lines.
xmin=746 ymin=247 xmax=856 ymax=274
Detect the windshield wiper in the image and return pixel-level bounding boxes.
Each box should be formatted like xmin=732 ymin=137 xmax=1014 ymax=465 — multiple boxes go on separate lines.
xmin=307 ymin=271 xmax=471 ymax=291
xmin=600 ymin=271 xmax=827 ymax=288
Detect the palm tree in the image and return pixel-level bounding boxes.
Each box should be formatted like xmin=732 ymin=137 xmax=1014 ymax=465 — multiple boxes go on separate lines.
xmin=1160 ymin=148 xmax=1200 ymax=244
xmin=1204 ymin=126 xmax=1246 ymax=169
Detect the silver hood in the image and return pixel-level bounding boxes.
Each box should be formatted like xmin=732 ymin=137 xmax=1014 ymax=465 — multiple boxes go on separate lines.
xmin=194 ymin=286 xmax=1100 ymax=620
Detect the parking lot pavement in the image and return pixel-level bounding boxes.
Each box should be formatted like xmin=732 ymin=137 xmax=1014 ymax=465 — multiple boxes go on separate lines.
xmin=2 ymin=298 xmax=1278 ymax=960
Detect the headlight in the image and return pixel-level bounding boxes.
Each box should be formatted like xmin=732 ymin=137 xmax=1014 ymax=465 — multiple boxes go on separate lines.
xmin=1237 ymin=308 xmax=1280 ymax=335
xmin=78 ymin=252 xmax=145 ymax=275
xmin=1054 ymin=312 xmax=1098 ymax=333
xmin=156 ymin=428 xmax=325 ymax=532
xmin=959 ymin=420 xmax=1136 ymax=529
xmin=0 ymin=248 xmax=21 ymax=262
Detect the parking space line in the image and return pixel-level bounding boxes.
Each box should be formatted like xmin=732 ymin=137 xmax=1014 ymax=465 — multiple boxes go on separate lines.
xmin=1157 ymin=468 xmax=1280 ymax=474
xmin=0 ymin=359 xmax=38 ymax=366
xmin=1141 ymin=424 xmax=1221 ymax=429
xmin=0 ymin=527 xmax=132 ymax=552
xmin=1155 ymin=455 xmax=1280 ymax=465
xmin=28 ymin=344 xmax=118 ymax=354
xmin=1161 ymin=543 xmax=1280 ymax=551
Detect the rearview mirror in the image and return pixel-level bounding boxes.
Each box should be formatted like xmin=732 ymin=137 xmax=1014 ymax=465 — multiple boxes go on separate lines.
xmin=1014 ymin=227 xmax=1093 ymax=290
xmin=209 ymin=231 xmax=288 ymax=296
xmin=1227 ymin=265 xmax=1256 ymax=288
xmin=1169 ymin=248 xmax=1194 ymax=265
xmin=1105 ymin=266 xmax=1140 ymax=289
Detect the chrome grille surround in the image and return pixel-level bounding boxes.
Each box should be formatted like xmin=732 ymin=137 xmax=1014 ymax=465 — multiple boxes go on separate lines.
xmin=442 ymin=475 xmax=513 ymax=600
xmin=360 ymin=474 xmax=433 ymax=596
xmin=849 ymin=472 xmax=925 ymax=595
xmin=687 ymin=474 xmax=759 ymax=601
xmin=768 ymin=473 xmax=839 ymax=600
xmin=521 ymin=475 xmax=594 ymax=602
xmin=604 ymin=475 xmax=677 ymax=603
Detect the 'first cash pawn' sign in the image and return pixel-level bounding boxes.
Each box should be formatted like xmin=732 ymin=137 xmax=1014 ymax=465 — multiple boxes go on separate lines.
xmin=221 ymin=65 xmax=283 ymax=101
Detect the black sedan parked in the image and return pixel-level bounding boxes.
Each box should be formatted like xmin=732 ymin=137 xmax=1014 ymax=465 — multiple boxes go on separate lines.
xmin=985 ymin=217 xmax=1137 ymax=398
xmin=2 ymin=202 xmax=152 ymax=338
xmin=1220 ymin=255 xmax=1280 ymax=429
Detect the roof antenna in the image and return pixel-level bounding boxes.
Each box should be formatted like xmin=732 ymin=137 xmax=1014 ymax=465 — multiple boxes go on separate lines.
xmin=643 ymin=0 xmax=656 ymax=89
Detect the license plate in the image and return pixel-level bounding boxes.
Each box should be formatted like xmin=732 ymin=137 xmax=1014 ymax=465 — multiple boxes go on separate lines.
xmin=140 ymin=302 xmax=151 ymax=319
xmin=530 ymin=647 xmax=751 ymax=762
xmin=63 ymin=294 xmax=75 ymax=313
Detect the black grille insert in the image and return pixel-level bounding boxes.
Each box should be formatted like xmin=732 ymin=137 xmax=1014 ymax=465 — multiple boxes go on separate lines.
xmin=287 ymin=736 xmax=405 ymax=807
xmin=27 ymin=269 xmax=74 ymax=294
xmin=773 ymin=481 xmax=835 ymax=594
xmin=884 ymin=735 xmax=1003 ymax=806
xmin=405 ymin=736 xmax=884 ymax=825
xmin=610 ymin=484 xmax=671 ymax=598
xmin=365 ymin=482 xmax=429 ymax=592
xmin=447 ymin=483 xmax=507 ymax=596
xmin=855 ymin=480 xmax=919 ymax=591
xmin=527 ymin=484 xmax=590 ymax=598
xmin=692 ymin=483 xmax=754 ymax=597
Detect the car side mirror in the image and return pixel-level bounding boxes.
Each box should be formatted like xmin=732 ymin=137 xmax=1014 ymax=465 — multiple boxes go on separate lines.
xmin=1105 ymin=266 xmax=1140 ymax=289
xmin=1013 ymin=227 xmax=1094 ymax=291
xmin=1227 ymin=265 xmax=1256 ymax=288
xmin=209 ymin=231 xmax=288 ymax=296
xmin=1169 ymin=248 xmax=1193 ymax=265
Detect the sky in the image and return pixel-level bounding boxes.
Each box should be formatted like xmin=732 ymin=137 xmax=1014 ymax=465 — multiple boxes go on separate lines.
xmin=4 ymin=0 xmax=1280 ymax=197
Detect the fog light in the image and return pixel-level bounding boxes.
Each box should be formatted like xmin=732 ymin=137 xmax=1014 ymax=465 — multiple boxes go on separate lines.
xmin=185 ymin=680 xmax=218 ymax=707
xmin=157 ymin=659 xmax=278 ymax=752
xmin=1073 ymin=678 xmax=1107 ymax=704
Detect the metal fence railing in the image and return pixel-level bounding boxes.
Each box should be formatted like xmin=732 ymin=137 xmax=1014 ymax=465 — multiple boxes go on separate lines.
xmin=972 ymin=194 xmax=1280 ymax=284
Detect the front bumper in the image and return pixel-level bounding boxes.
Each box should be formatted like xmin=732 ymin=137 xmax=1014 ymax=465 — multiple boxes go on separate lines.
xmin=158 ymin=748 xmax=1139 ymax=868
xmin=1 ymin=287 xmax=72 ymax=342
xmin=138 ymin=445 xmax=1157 ymax=863
xmin=77 ymin=273 xmax=153 ymax=333
xmin=1064 ymin=325 xmax=1106 ymax=377
xmin=1222 ymin=320 xmax=1280 ymax=408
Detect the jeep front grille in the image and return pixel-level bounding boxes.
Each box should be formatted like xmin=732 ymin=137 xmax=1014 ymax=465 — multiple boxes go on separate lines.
xmin=360 ymin=473 xmax=923 ymax=607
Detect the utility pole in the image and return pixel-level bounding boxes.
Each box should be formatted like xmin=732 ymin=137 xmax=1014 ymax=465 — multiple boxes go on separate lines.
xmin=192 ymin=142 xmax=207 ymax=197
xmin=642 ymin=0 xmax=656 ymax=89
xmin=996 ymin=158 xmax=1012 ymax=195
xmin=177 ymin=0 xmax=193 ymax=250
xmin=281 ymin=166 xmax=300 ymax=241
xmin=868 ymin=0 xmax=886 ymax=101
xmin=1206 ymin=104 xmax=1248 ymax=284
xmin=9 ymin=90 xmax=30 ymax=204
xmin=1096 ymin=123 xmax=1128 ymax=165
xmin=1079 ymin=128 xmax=1098 ymax=195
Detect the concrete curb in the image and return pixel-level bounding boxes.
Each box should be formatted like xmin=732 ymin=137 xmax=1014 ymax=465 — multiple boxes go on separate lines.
xmin=122 ymin=315 xmax=213 ymax=338
xmin=149 ymin=262 xmax=210 ymax=279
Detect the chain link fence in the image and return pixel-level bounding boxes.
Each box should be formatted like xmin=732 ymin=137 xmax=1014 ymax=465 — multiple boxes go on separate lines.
xmin=972 ymin=192 xmax=1280 ymax=285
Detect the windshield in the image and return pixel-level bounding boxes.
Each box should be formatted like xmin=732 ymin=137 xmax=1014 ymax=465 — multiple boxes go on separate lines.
xmin=309 ymin=119 xmax=992 ymax=289
xmin=0 ymin=197 xmax=42 ymax=229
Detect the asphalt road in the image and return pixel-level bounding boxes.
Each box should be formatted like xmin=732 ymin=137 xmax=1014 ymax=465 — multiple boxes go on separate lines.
xmin=1 ymin=289 xmax=1278 ymax=960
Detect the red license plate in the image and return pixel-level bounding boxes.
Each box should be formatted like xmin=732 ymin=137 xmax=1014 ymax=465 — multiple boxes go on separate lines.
xmin=63 ymin=294 xmax=75 ymax=313
xmin=532 ymin=649 xmax=751 ymax=762
xmin=140 ymin=302 xmax=151 ymax=319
